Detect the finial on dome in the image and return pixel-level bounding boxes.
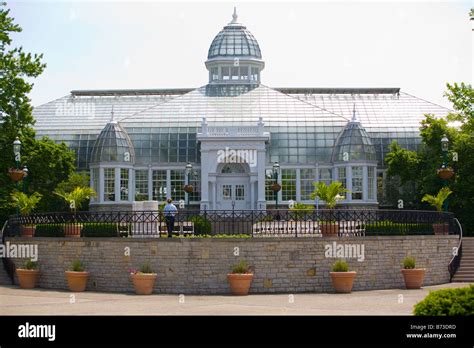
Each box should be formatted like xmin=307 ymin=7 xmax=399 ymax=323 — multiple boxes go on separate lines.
xmin=110 ymin=106 xmax=117 ymax=124
xmin=231 ymin=6 xmax=238 ymax=24
xmin=351 ymin=103 xmax=359 ymax=122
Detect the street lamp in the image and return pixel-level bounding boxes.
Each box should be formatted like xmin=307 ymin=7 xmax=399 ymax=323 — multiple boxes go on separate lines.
xmin=184 ymin=162 xmax=193 ymax=209
xmin=272 ymin=161 xmax=280 ymax=210
xmin=13 ymin=137 xmax=21 ymax=168
xmin=441 ymin=135 xmax=449 ymax=153
xmin=440 ymin=135 xmax=450 ymax=212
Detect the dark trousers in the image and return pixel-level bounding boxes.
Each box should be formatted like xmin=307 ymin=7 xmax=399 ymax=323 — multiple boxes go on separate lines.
xmin=165 ymin=216 xmax=175 ymax=236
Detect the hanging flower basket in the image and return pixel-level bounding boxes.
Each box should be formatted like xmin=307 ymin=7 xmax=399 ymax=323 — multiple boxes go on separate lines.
xmin=8 ymin=168 xmax=25 ymax=182
xmin=437 ymin=167 xmax=454 ymax=180
xmin=183 ymin=184 xmax=194 ymax=193
xmin=271 ymin=183 xmax=281 ymax=192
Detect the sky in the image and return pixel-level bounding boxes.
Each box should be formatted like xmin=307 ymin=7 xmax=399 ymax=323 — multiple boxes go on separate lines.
xmin=7 ymin=0 xmax=473 ymax=108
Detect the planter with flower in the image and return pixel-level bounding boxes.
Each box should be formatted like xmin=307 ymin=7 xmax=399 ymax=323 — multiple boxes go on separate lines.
xmin=11 ymin=191 xmax=42 ymax=237
xmin=401 ymin=256 xmax=425 ymax=289
xmin=421 ymin=187 xmax=452 ymax=235
xmin=130 ymin=262 xmax=157 ymax=295
xmin=16 ymin=260 xmax=40 ymax=289
xmin=330 ymin=259 xmax=357 ymax=293
xmin=54 ymin=187 xmax=96 ymax=237
xmin=310 ymin=181 xmax=349 ymax=237
xmin=65 ymin=260 xmax=89 ymax=292
xmin=227 ymin=260 xmax=253 ymax=296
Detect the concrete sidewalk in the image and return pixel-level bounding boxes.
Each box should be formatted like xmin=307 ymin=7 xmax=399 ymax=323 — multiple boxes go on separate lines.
xmin=0 ymin=282 xmax=471 ymax=315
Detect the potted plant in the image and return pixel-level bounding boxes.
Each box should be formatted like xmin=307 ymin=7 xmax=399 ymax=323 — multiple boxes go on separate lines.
xmin=130 ymin=262 xmax=157 ymax=295
xmin=330 ymin=259 xmax=357 ymax=293
xmin=310 ymin=181 xmax=349 ymax=237
xmin=401 ymin=256 xmax=425 ymax=289
xmin=8 ymin=168 xmax=25 ymax=182
xmin=437 ymin=165 xmax=454 ymax=180
xmin=421 ymin=187 xmax=452 ymax=235
xmin=54 ymin=186 xmax=96 ymax=237
xmin=183 ymin=184 xmax=194 ymax=193
xmin=11 ymin=191 xmax=42 ymax=237
xmin=65 ymin=260 xmax=89 ymax=292
xmin=16 ymin=260 xmax=40 ymax=289
xmin=227 ymin=260 xmax=253 ymax=296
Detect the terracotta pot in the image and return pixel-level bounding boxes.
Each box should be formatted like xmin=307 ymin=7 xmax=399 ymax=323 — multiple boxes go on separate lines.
xmin=321 ymin=223 xmax=339 ymax=237
xmin=433 ymin=223 xmax=449 ymax=235
xmin=20 ymin=225 xmax=36 ymax=238
xmin=65 ymin=271 xmax=89 ymax=292
xmin=64 ymin=224 xmax=82 ymax=238
xmin=16 ymin=269 xmax=40 ymax=289
xmin=183 ymin=184 xmax=194 ymax=193
xmin=330 ymin=271 xmax=357 ymax=293
xmin=131 ymin=273 xmax=157 ymax=295
xmin=271 ymin=183 xmax=281 ymax=192
xmin=227 ymin=273 xmax=254 ymax=295
xmin=8 ymin=169 xmax=25 ymax=182
xmin=401 ymin=268 xmax=425 ymax=289
xmin=437 ymin=168 xmax=454 ymax=180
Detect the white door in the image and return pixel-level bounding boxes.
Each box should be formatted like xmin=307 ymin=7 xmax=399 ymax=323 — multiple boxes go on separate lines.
xmin=217 ymin=178 xmax=250 ymax=210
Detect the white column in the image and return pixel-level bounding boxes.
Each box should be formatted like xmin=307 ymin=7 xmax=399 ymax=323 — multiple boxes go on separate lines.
xmin=114 ymin=167 xmax=120 ymax=202
xmin=166 ymin=169 xmax=171 ymax=199
xmin=200 ymin=151 xmax=210 ymax=210
xmin=99 ymin=167 xmax=105 ymax=203
xmin=256 ymin=150 xmax=266 ymax=210
xmin=148 ymin=166 xmax=153 ymax=200
xmin=363 ymin=166 xmax=368 ymax=201
xmin=296 ymin=168 xmax=301 ymax=202
xmin=128 ymin=168 xmax=134 ymax=202
xmin=347 ymin=166 xmax=352 ymax=202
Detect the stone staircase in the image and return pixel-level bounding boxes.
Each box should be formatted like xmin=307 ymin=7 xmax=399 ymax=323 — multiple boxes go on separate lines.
xmin=452 ymin=237 xmax=474 ymax=283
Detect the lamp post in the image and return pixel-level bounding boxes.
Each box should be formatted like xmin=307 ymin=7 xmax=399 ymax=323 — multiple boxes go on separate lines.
xmin=440 ymin=135 xmax=450 ymax=212
xmin=272 ymin=161 xmax=280 ymax=210
xmin=185 ymin=162 xmax=193 ymax=210
xmin=22 ymin=165 xmax=28 ymax=193
xmin=13 ymin=137 xmax=21 ymax=169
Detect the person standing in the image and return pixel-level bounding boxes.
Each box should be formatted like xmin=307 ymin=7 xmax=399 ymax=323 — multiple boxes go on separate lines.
xmin=163 ymin=198 xmax=178 ymax=238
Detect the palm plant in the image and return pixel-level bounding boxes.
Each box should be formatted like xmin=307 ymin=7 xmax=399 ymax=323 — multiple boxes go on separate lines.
xmin=421 ymin=187 xmax=452 ymax=212
xmin=310 ymin=181 xmax=349 ymax=209
xmin=54 ymin=187 xmax=96 ymax=215
xmin=11 ymin=191 xmax=42 ymax=215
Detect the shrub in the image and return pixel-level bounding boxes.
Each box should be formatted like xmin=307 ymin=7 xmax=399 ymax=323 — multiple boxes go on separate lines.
xmin=70 ymin=260 xmax=85 ymax=272
xmin=332 ymin=260 xmax=349 ymax=272
xmin=189 ymin=216 xmax=212 ymax=235
xmin=231 ymin=260 xmax=252 ymax=274
xmin=289 ymin=203 xmax=314 ymax=220
xmin=24 ymin=260 xmax=38 ymax=270
xmin=365 ymin=221 xmax=433 ymax=235
xmin=35 ymin=224 xmax=65 ymax=237
xmin=403 ymin=256 xmax=416 ymax=269
xmin=414 ymin=285 xmax=474 ymax=316
xmin=82 ymin=223 xmax=118 ymax=237
xmin=139 ymin=262 xmax=154 ymax=274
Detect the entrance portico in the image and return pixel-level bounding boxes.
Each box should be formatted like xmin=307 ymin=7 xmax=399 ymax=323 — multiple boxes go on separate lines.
xmin=197 ymin=118 xmax=270 ymax=211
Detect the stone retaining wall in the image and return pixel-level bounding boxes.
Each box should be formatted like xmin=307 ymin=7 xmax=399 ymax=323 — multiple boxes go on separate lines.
xmin=5 ymin=236 xmax=458 ymax=294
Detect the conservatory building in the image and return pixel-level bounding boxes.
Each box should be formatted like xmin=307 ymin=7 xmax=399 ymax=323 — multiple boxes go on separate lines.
xmin=32 ymin=9 xmax=451 ymax=211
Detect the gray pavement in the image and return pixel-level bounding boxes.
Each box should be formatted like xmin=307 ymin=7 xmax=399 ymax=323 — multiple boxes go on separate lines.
xmin=0 ymin=282 xmax=471 ymax=315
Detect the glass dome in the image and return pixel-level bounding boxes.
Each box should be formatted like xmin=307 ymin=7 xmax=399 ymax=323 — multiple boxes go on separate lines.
xmin=90 ymin=120 xmax=135 ymax=164
xmin=332 ymin=118 xmax=376 ymax=162
xmin=207 ymin=9 xmax=262 ymax=59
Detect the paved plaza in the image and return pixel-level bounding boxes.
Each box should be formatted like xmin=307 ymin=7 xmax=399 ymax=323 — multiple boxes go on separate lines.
xmin=0 ymin=282 xmax=470 ymax=316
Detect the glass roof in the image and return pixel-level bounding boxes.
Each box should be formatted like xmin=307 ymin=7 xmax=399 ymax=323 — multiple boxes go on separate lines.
xmin=332 ymin=120 xmax=376 ymax=162
xmin=90 ymin=121 xmax=135 ymax=164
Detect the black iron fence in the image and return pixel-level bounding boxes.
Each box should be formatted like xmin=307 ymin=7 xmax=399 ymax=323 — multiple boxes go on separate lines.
xmin=5 ymin=209 xmax=460 ymax=238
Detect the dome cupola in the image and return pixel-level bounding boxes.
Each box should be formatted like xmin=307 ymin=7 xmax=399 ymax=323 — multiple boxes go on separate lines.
xmin=205 ymin=7 xmax=264 ymax=85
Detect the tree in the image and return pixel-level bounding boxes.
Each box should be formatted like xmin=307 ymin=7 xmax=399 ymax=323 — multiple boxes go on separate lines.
xmin=0 ymin=4 xmax=76 ymax=225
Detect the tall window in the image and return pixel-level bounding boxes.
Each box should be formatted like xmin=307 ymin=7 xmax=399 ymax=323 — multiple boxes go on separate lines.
xmin=319 ymin=168 xmax=332 ymax=186
xmin=368 ymin=167 xmax=375 ymax=200
xmin=231 ymin=67 xmax=239 ymax=80
xmin=135 ymin=170 xmax=149 ymax=201
xmin=239 ymin=66 xmax=249 ymax=80
xmin=265 ymin=169 xmax=274 ymax=201
xmin=352 ymin=166 xmax=363 ymax=200
xmin=281 ymin=169 xmax=296 ymax=201
xmin=211 ymin=68 xmax=218 ymax=81
xmin=337 ymin=167 xmax=347 ymax=189
xmin=104 ymin=168 xmax=115 ymax=202
xmin=300 ymin=168 xmax=316 ymax=200
xmin=188 ymin=170 xmax=201 ymax=202
xmin=170 ymin=170 xmax=185 ymax=202
xmin=120 ymin=169 xmax=129 ymax=201
xmin=222 ymin=67 xmax=230 ymax=80
xmin=92 ymin=168 xmax=99 ymax=202
xmin=152 ymin=170 xmax=167 ymax=201
xmin=251 ymin=67 xmax=259 ymax=81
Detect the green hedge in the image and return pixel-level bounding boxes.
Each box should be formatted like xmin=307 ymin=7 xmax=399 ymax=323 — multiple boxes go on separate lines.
xmin=188 ymin=216 xmax=212 ymax=236
xmin=35 ymin=224 xmax=65 ymax=237
xmin=414 ymin=285 xmax=474 ymax=316
xmin=365 ymin=221 xmax=433 ymax=235
xmin=81 ymin=223 xmax=118 ymax=237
